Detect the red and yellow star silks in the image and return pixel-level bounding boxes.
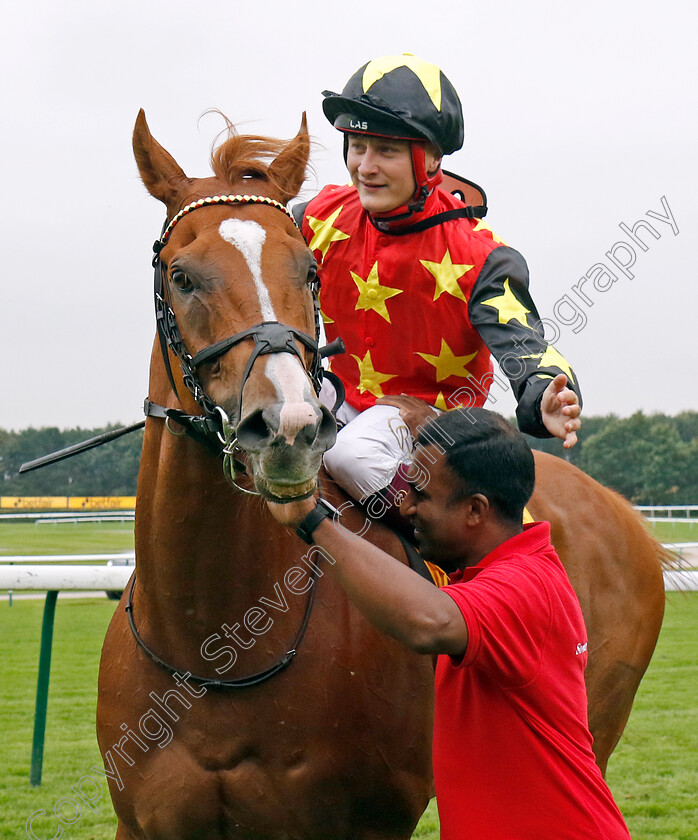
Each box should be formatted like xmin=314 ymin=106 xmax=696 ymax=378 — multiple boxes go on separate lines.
xmin=301 ymin=182 xmax=575 ymax=414
xmin=302 ymin=185 xmax=500 ymax=411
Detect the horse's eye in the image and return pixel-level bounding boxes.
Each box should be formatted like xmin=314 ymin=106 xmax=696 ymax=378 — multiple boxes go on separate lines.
xmin=306 ymin=263 xmax=318 ymax=288
xmin=171 ymin=269 xmax=194 ymax=293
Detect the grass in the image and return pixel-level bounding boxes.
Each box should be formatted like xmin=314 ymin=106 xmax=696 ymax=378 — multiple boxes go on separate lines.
xmin=647 ymin=520 xmax=698 ymax=545
xmin=601 ymin=593 xmax=698 ymax=839
xmin=0 ymin=522 xmax=134 ymax=557
xmin=0 ymin=517 xmax=693 ymax=561
xmin=0 ymin=598 xmax=119 ymax=839
xmin=0 ymin=595 xmax=695 ymax=839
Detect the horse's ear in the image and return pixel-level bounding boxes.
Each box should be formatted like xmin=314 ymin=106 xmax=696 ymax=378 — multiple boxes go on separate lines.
xmin=267 ymin=113 xmax=310 ymax=203
xmin=133 ymin=109 xmax=189 ymax=207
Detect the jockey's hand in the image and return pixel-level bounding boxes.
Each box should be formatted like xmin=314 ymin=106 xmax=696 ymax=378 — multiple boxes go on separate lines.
xmin=267 ymin=495 xmax=317 ymax=529
xmin=377 ymin=395 xmax=439 ymax=438
xmin=540 ymin=374 xmax=581 ymax=448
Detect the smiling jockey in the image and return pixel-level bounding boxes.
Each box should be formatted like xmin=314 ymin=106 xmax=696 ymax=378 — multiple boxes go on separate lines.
xmin=296 ymin=54 xmax=582 ymax=515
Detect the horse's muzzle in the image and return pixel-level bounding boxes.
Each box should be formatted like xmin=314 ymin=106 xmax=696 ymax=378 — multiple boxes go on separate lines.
xmin=236 ymin=403 xmax=337 ymax=500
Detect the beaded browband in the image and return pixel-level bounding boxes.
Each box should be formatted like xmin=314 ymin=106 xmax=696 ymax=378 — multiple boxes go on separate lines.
xmin=159 ymin=194 xmax=299 ymax=245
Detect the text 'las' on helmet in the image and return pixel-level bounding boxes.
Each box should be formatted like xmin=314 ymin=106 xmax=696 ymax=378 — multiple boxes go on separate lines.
xmin=322 ymin=54 xmax=464 ymax=156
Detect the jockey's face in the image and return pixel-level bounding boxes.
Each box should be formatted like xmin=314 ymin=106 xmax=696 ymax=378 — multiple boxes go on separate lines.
xmin=346 ymin=134 xmax=439 ymax=214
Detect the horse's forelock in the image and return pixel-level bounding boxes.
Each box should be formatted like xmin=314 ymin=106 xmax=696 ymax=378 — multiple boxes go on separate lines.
xmin=211 ymin=133 xmax=303 ymax=194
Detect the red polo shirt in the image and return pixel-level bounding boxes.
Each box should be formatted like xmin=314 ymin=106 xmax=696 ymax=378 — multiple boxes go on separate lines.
xmin=434 ymin=522 xmax=631 ymax=840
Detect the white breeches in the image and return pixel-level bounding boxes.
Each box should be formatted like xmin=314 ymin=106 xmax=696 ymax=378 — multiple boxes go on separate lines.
xmin=320 ymin=381 xmax=414 ymax=500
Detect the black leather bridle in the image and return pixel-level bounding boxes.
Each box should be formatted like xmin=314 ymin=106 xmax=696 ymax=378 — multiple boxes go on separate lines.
xmin=151 ymin=194 xmax=333 ymax=430
xmin=128 ymin=193 xmax=342 ymax=689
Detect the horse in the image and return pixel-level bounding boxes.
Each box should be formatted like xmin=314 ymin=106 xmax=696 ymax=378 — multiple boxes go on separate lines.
xmin=96 ymin=110 xmax=666 ymax=840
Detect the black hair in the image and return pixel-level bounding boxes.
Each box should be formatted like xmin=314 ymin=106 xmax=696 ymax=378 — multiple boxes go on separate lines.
xmin=416 ymin=408 xmax=535 ymax=523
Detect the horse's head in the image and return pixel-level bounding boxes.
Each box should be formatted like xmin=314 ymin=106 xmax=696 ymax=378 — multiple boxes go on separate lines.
xmin=133 ymin=110 xmax=336 ymax=500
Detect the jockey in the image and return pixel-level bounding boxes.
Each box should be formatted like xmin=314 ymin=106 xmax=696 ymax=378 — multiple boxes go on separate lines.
xmin=296 ymin=54 xmax=582 ymax=517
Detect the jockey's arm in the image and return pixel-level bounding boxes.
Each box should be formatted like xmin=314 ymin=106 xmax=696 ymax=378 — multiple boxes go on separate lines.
xmin=467 ymin=246 xmax=582 ymax=446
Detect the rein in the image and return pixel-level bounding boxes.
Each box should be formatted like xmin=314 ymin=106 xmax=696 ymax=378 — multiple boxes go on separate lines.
xmin=125 ymin=566 xmax=319 ymax=689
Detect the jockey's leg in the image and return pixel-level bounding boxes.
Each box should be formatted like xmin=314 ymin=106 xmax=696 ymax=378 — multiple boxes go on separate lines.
xmin=323 ymin=405 xmax=411 ymax=498
xmin=322 ymin=404 xmax=417 ymax=537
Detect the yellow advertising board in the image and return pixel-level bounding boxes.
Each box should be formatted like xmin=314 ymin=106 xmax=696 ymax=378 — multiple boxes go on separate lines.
xmin=1 ymin=496 xmax=136 ymax=510
xmin=1 ymin=497 xmax=69 ymax=509
xmin=67 ymin=497 xmax=137 ymax=510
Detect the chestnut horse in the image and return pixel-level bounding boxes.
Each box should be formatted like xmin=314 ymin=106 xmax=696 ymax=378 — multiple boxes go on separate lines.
xmin=96 ymin=111 xmax=666 ymax=840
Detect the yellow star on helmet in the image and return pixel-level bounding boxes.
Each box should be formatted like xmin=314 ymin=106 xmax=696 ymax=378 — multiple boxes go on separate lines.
xmin=522 ymin=346 xmax=576 ymax=385
xmin=350 ymin=350 xmax=397 ymax=398
xmin=472 ymin=218 xmax=507 ymax=245
xmin=416 ymin=339 xmax=478 ymax=382
xmin=420 ymin=249 xmax=474 ymax=302
xmin=481 ymin=278 xmax=531 ymax=328
xmin=307 ymin=206 xmax=350 ymax=263
xmin=362 ymin=54 xmax=443 ymax=111
xmin=351 ymin=261 xmax=403 ymax=323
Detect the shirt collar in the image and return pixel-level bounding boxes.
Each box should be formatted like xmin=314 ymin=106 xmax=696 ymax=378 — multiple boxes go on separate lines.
xmin=448 ymin=521 xmax=552 ymax=584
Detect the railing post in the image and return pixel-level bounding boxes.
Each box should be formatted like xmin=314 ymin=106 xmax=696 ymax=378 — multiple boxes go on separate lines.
xmin=30 ymin=590 xmax=58 ymax=786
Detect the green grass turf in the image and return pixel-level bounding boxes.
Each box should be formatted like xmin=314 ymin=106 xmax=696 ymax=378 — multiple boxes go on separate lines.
xmin=647 ymin=519 xmax=698 ymax=546
xmin=0 ymin=522 xmax=134 ymax=557
xmin=0 ymin=594 xmax=695 ymax=838
xmin=0 ymin=598 xmax=120 ymax=838
xmin=0 ymin=518 xmax=693 ymax=561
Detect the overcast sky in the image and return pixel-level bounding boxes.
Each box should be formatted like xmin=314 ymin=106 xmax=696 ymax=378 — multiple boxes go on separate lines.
xmin=2 ymin=0 xmax=696 ymax=430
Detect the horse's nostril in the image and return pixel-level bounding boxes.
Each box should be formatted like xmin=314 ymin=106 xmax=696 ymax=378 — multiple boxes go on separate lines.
xmin=236 ymin=409 xmax=274 ymax=451
xmin=314 ymin=406 xmax=338 ymax=451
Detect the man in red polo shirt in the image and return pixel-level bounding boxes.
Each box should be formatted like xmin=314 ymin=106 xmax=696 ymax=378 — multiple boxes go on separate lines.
xmin=267 ymin=406 xmax=631 ymax=839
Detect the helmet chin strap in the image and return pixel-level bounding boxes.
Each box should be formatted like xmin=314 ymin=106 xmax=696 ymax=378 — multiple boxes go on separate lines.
xmin=409 ymin=143 xmax=443 ymax=210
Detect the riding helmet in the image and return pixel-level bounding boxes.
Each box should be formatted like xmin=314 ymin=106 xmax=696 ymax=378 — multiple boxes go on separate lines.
xmin=322 ymin=54 xmax=464 ymax=155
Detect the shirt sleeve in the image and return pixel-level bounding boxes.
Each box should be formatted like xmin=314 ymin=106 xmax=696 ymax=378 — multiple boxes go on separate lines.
xmin=467 ymin=246 xmax=582 ymax=437
xmin=443 ymin=561 xmax=553 ymax=689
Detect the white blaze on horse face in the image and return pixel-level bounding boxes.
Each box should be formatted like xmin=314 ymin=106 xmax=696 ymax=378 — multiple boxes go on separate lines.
xmin=218 ymin=218 xmax=318 ymax=445
xmin=219 ymin=219 xmax=275 ymax=320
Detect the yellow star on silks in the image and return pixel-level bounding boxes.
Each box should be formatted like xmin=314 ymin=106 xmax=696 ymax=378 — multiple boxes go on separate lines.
xmin=420 ymin=249 xmax=474 ymax=302
xmin=321 ymin=309 xmax=334 ymax=324
xmin=434 ymin=391 xmax=450 ymax=411
xmin=350 ymin=350 xmax=397 ymax=399
xmin=307 ymin=206 xmax=350 ymax=263
xmin=472 ymin=218 xmax=507 ymax=244
xmin=351 ymin=261 xmax=403 ymax=323
xmin=416 ymin=339 xmax=478 ymax=382
xmin=363 ymin=54 xmax=443 ymax=110
xmin=481 ymin=278 xmax=531 ymax=328
xmin=522 ymin=346 xmax=576 ymax=385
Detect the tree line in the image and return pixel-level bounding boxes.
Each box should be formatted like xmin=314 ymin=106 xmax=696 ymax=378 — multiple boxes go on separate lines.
xmin=1 ymin=411 xmax=696 ymax=504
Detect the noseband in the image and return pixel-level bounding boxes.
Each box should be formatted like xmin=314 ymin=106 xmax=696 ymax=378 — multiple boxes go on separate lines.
xmin=152 ymin=194 xmax=326 ymax=426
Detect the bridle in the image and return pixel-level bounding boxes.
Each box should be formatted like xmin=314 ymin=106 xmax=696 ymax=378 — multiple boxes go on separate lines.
xmin=149 ymin=193 xmax=343 ymax=486
xmin=128 ymin=192 xmax=340 ymax=689
xmin=154 ymin=195 xmax=320 ymax=421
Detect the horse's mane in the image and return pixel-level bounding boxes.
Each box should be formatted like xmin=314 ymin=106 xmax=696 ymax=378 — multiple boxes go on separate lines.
xmin=210 ymin=115 xmax=309 ymax=194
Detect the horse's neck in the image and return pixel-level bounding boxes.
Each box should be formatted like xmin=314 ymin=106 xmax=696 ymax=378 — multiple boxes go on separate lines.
xmin=135 ymin=421 xmax=298 ymax=615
